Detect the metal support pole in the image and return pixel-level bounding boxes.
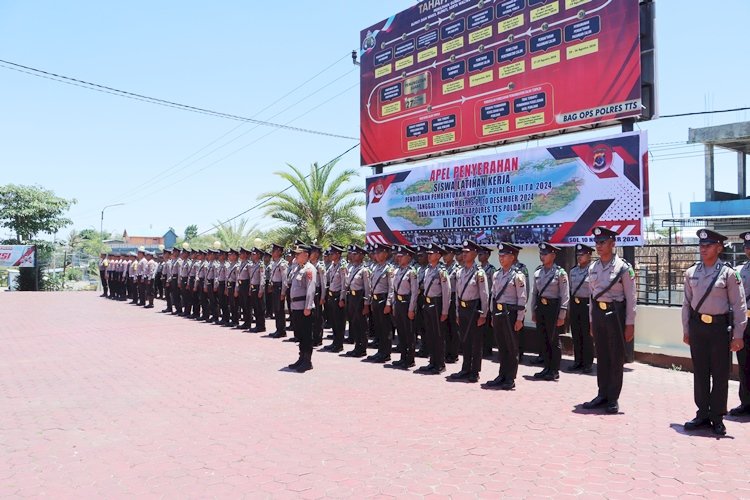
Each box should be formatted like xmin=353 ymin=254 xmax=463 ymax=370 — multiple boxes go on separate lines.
xmin=705 ymin=144 xmax=715 ymax=201
xmin=739 ymin=152 xmax=747 ymax=199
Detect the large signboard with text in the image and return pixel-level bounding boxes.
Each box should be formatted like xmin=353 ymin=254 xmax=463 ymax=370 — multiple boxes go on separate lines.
xmin=366 ymin=131 xmax=647 ymax=247
xmin=360 ymin=0 xmax=641 ymax=166
xmin=0 ymin=245 xmax=35 ymax=267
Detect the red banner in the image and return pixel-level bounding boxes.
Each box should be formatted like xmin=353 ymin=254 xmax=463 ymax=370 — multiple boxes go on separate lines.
xmin=360 ymin=0 xmax=641 ymax=166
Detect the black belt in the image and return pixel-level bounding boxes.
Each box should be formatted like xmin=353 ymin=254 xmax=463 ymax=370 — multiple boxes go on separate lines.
xmin=227 ymin=282 xmax=236 ymax=287
xmin=347 ymin=289 xmax=363 ymax=297
xmin=494 ymin=303 xmax=522 ymax=314
xmin=425 ymin=295 xmax=442 ymax=304
xmin=690 ymin=310 xmax=729 ymax=326
xmin=328 ymin=290 xmax=341 ymax=297
xmin=537 ymin=297 xmax=559 ymax=306
xmin=594 ymin=300 xmax=623 ymax=312
xmin=396 ymin=294 xmax=411 ymax=302
xmin=458 ymin=298 xmax=480 ymax=309
xmin=251 ymin=284 xmax=259 ymax=291
xmin=238 ymin=280 xmax=247 ymax=285
xmin=292 ymin=296 xmax=306 ymax=303
xmin=572 ymin=297 xmax=590 ymax=305
xmin=372 ymin=293 xmax=386 ymax=301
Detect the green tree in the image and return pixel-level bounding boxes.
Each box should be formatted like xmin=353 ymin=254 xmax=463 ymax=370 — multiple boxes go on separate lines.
xmin=257 ymin=160 xmax=365 ymax=247
xmin=0 ymin=184 xmax=76 ymax=242
xmin=213 ymin=218 xmax=263 ymax=249
xmin=184 ymin=224 xmax=199 ymax=242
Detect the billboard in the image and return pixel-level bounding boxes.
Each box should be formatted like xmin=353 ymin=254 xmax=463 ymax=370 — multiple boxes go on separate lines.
xmin=366 ymin=131 xmax=647 ymax=247
xmin=360 ymin=0 xmax=642 ymax=166
xmin=0 ymin=245 xmax=35 ymax=267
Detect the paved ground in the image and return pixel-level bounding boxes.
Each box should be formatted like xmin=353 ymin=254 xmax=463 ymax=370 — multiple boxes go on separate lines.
xmin=1 ymin=292 xmax=750 ymax=499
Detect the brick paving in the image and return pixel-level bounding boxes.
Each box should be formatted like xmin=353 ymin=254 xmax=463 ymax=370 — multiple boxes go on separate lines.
xmin=1 ymin=292 xmax=749 ymax=499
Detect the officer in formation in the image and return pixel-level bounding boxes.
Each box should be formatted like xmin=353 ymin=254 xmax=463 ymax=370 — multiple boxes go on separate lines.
xmin=98 ymin=253 xmax=109 ymax=297
xmin=532 ymin=242 xmax=569 ymax=382
xmin=416 ymin=244 xmax=451 ymax=374
xmin=268 ymin=243 xmax=288 ymax=338
xmin=391 ymin=245 xmax=419 ymax=368
xmin=731 ymin=231 xmax=750 ymax=417
xmin=323 ymin=244 xmax=347 ymax=352
xmin=366 ymin=243 xmax=394 ymax=363
xmin=342 ymin=244 xmax=371 ymax=357
xmin=568 ymin=244 xmax=594 ymax=373
xmin=682 ymin=229 xmax=746 ymax=435
xmin=287 ymin=244 xmax=318 ymax=373
xmin=309 ymin=245 xmax=327 ymax=346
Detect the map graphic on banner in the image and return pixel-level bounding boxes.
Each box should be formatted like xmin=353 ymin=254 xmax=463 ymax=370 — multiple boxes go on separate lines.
xmin=359 ymin=0 xmax=641 ymax=166
xmin=0 ymin=245 xmax=35 ymax=267
xmin=366 ymin=131 xmax=647 ymax=247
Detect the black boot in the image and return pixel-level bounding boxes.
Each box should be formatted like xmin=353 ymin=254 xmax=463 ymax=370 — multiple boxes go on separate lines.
xmin=296 ymin=352 xmax=313 ymax=373
xmin=288 ymin=355 xmax=303 ymax=369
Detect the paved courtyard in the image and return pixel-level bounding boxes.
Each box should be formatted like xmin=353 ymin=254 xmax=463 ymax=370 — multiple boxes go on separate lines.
xmin=1 ymin=292 xmax=749 ymax=499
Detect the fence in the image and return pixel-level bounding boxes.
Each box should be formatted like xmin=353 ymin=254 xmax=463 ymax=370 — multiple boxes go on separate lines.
xmin=635 ymin=243 xmax=746 ymax=307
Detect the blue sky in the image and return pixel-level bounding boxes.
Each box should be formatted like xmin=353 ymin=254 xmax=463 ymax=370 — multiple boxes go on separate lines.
xmin=1 ymin=0 xmax=749 ymax=240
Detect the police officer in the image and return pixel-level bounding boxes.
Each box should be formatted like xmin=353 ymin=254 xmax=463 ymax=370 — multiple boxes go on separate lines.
xmin=98 ymin=253 xmax=109 ymax=297
xmin=268 ymin=244 xmax=288 ymax=337
xmin=343 ymin=244 xmax=371 ymax=357
xmin=193 ymin=251 xmax=207 ymax=319
xmin=390 ymin=245 xmax=419 ymax=368
xmin=263 ymin=250 xmax=274 ymax=318
xmin=203 ymin=250 xmax=217 ymax=322
xmin=478 ymin=246 xmax=497 ymax=359
xmin=582 ymin=227 xmax=637 ymax=414
xmin=154 ymin=253 xmax=164 ymax=300
xmin=161 ymin=249 xmax=174 ymax=313
xmin=568 ymin=244 xmax=595 ymax=373
xmin=248 ymin=248 xmax=266 ymax=332
xmin=136 ymin=249 xmax=147 ymax=306
xmin=144 ymin=251 xmax=157 ymax=308
xmin=187 ymin=250 xmax=201 ymax=317
xmin=287 ymin=244 xmax=318 ymax=373
xmin=415 ymin=247 xmax=429 ymax=358
xmin=417 ymin=243 xmax=451 ymax=374
xmin=365 ymin=243 xmax=394 ymax=363
xmin=532 ymin=242 xmax=569 ymax=381
xmin=225 ymin=249 xmax=240 ymax=327
xmin=282 ymin=249 xmax=299 ymax=335
xmin=443 ymin=246 xmax=460 ymax=364
xmin=215 ymin=249 xmax=229 ymax=324
xmin=171 ymin=249 xmax=184 ymax=314
xmin=731 ymin=231 xmax=750 ymax=416
xmin=682 ymin=229 xmax=746 ymax=435
xmin=234 ymin=248 xmax=251 ymax=329
xmin=486 ymin=243 xmax=526 ymax=390
xmin=449 ymin=240 xmax=489 ymax=383
xmin=309 ymin=245 xmax=327 ymax=346
xmin=178 ymin=249 xmax=191 ymax=316
xmin=128 ymin=252 xmax=138 ymax=303
xmin=323 ymin=244 xmax=347 ymax=352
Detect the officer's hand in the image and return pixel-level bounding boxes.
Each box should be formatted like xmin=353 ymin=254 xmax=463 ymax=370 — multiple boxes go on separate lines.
xmin=339 ymin=300 xmax=345 ymax=309
xmin=683 ymin=333 xmax=690 ymax=345
xmin=384 ymin=305 xmax=392 ymax=315
xmin=556 ymin=318 xmax=565 ymax=327
xmin=234 ymin=291 xmax=239 ymax=298
xmin=258 ymin=292 xmax=263 ymax=299
xmin=590 ymin=327 xmax=594 ymax=338
xmin=624 ymin=325 xmax=635 ymax=342
xmin=363 ymin=305 xmax=370 ymax=315
xmin=514 ymin=320 xmax=523 ymax=332
xmin=203 ymin=287 xmax=208 ymax=293
xmin=477 ymin=316 xmax=486 ymax=327
xmin=731 ymin=338 xmax=744 ymax=352
xmin=440 ymin=314 xmax=448 ymax=322
xmin=408 ymin=311 xmax=415 ymax=320
xmin=319 ymin=299 xmax=325 ymax=307
xmin=531 ymin=315 xmax=536 ymax=323
xmin=304 ymin=308 xmax=311 ymax=317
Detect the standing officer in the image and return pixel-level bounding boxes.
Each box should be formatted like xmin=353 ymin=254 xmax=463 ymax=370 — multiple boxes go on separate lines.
xmin=366 ymin=243 xmax=395 ymax=363
xmin=323 ymin=244 xmax=347 ymax=352
xmin=486 ymin=243 xmax=526 ymax=390
xmin=568 ymin=244 xmax=595 ymax=373
xmin=532 ymin=242 xmax=569 ymax=381
xmin=287 ymin=244 xmax=318 ymax=373
xmin=415 ymin=247 xmax=429 ymax=358
xmin=417 ymin=243 xmax=451 ymax=374
xmin=193 ymin=251 xmax=207 ymax=319
xmin=309 ymin=245 xmax=327 ymax=346
xmin=203 ymin=250 xmax=217 ymax=322
xmin=582 ymin=227 xmax=637 ymax=414
xmin=154 ymin=252 xmax=164 ymax=300
xmin=268 ymin=244 xmax=288 ymax=337
xmin=390 ymin=245 xmax=419 ymax=368
xmin=186 ymin=250 xmax=200 ymax=317
xmin=282 ymin=249 xmax=299 ymax=335
xmin=449 ymin=240 xmax=489 ymax=383
xmin=248 ymin=248 xmax=266 ymax=332
xmin=225 ymin=249 xmax=240 ymax=327
xmin=171 ymin=249 xmax=184 ymax=314
xmin=98 ymin=253 xmax=109 ymax=297
xmin=731 ymin=231 xmax=750 ymax=416
xmin=263 ymin=251 xmax=274 ymax=318
xmin=178 ymin=249 xmax=192 ymax=316
xmin=682 ymin=229 xmax=746 ymax=435
xmin=215 ymin=249 xmax=229 ymax=324
xmin=443 ymin=246 xmax=460 ymax=364
xmin=144 ymin=251 xmax=157 ymax=308
xmin=136 ymin=249 xmax=147 ymax=306
xmin=478 ymin=246 xmax=497 ymax=359
xmin=343 ymin=244 xmax=371 ymax=358
xmin=235 ymin=248 xmax=252 ymax=329
xmin=161 ymin=249 xmax=174 ymax=313
xmin=128 ymin=252 xmax=139 ymax=303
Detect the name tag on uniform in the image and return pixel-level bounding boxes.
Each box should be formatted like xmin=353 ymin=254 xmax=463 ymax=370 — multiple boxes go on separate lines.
xmin=598 ymin=301 xmax=607 ymax=311
xmin=540 ymin=298 xmax=548 ymax=305
xmin=496 ymin=303 xmax=503 ymax=311
xmin=700 ymin=314 xmax=713 ymax=324
xmin=574 ymin=297 xmax=580 ymax=304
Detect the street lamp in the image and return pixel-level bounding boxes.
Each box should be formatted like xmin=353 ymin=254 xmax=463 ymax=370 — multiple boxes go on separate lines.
xmin=100 ymin=203 xmax=125 ymax=240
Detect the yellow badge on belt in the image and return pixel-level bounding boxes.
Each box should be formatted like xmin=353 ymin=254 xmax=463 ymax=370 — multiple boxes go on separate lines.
xmin=541 ymin=298 xmax=548 ymax=305
xmin=574 ymin=297 xmax=580 ymax=304
xmin=351 ymin=290 xmax=357 ymax=296
xmin=425 ymin=297 xmax=431 ymax=304
xmin=598 ymin=301 xmax=607 ymax=310
xmin=398 ymin=294 xmax=404 ymax=301
xmin=700 ymin=314 xmax=713 ymax=324
xmin=497 ymin=303 xmax=503 ymax=311
xmin=746 ymin=310 xmax=750 ymax=319
xmin=461 ymin=301 xmax=467 ymax=308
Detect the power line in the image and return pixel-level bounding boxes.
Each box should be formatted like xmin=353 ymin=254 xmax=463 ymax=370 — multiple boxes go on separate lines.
xmin=197 ymin=142 xmax=361 ymax=237
xmin=660 ymin=107 xmax=750 ymax=119
xmin=0 ymin=58 xmax=358 ymax=141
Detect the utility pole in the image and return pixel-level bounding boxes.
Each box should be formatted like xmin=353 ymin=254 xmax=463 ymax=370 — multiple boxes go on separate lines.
xmin=101 ymin=203 xmax=125 ymax=243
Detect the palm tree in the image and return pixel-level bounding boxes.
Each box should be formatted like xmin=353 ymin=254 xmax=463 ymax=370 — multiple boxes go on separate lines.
xmin=213 ymin=217 xmax=263 ymax=249
xmin=258 ymin=160 xmax=364 ymax=246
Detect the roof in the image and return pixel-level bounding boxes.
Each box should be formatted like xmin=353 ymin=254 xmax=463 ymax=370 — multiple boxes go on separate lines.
xmin=688 ymin=121 xmax=750 ymax=154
